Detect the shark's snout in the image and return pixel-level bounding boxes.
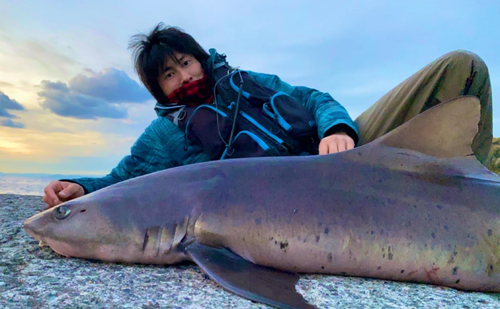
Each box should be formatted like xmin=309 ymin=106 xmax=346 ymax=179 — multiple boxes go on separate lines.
xmin=23 ymin=209 xmax=49 ymax=239
xmin=23 ymin=205 xmax=67 ymax=243
xmin=23 ymin=217 xmax=50 ymax=247
xmin=23 ymin=218 xmax=33 ymax=235
xmin=23 ymin=217 xmax=36 ymax=237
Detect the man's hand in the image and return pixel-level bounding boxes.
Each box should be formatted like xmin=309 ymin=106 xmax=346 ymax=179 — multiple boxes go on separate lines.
xmin=318 ymin=132 xmax=355 ymax=155
xmin=43 ymin=181 xmax=85 ymax=209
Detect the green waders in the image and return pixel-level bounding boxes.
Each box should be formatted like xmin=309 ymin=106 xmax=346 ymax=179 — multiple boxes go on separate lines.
xmin=355 ymin=50 xmax=493 ymax=164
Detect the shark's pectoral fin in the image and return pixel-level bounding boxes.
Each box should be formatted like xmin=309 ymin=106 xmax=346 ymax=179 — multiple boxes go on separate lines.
xmin=375 ymin=95 xmax=481 ymax=158
xmin=186 ymin=242 xmax=315 ymax=309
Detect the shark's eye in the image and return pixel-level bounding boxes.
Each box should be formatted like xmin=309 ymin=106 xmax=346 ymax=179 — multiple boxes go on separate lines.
xmin=54 ymin=206 xmax=71 ymax=220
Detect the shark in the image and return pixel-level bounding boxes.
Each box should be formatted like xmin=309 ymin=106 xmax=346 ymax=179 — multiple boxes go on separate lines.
xmin=24 ymin=96 xmax=500 ymax=308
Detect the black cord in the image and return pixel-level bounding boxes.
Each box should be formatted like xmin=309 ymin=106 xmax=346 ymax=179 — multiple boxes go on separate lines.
xmin=213 ymin=71 xmax=232 ymax=148
xmin=226 ymin=70 xmax=244 ymax=152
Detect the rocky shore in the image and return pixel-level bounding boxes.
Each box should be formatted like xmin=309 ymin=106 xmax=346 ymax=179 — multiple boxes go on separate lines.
xmin=1 ymin=194 xmax=499 ymax=308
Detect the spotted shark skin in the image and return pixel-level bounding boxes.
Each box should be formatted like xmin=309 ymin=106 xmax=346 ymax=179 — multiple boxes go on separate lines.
xmin=24 ymin=96 xmax=500 ymax=308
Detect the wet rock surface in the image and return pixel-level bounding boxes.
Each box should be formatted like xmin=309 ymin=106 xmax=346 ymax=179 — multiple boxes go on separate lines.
xmin=1 ymin=194 xmax=499 ymax=308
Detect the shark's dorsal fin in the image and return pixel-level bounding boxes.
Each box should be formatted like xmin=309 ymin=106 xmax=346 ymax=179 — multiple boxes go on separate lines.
xmin=373 ymin=96 xmax=480 ymax=158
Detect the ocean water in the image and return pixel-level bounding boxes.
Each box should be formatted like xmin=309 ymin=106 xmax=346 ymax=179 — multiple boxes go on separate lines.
xmin=0 ymin=175 xmax=55 ymax=196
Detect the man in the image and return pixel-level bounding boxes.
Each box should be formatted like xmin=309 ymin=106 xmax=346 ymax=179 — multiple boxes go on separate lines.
xmin=43 ymin=24 xmax=492 ymax=208
xmin=43 ymin=24 xmax=358 ymax=207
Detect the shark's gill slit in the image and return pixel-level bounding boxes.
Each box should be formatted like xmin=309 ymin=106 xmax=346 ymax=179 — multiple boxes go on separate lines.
xmin=142 ymin=228 xmax=150 ymax=252
xmin=155 ymin=226 xmax=163 ymax=257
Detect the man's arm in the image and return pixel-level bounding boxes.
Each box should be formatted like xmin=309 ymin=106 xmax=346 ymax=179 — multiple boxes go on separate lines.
xmin=246 ymin=71 xmax=359 ymax=149
xmin=69 ymin=117 xmax=210 ymax=193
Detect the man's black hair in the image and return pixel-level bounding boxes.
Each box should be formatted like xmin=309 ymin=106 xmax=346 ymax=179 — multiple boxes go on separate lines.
xmin=129 ymin=23 xmax=210 ymax=104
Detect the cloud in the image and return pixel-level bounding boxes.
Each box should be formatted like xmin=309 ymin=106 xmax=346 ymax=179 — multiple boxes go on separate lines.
xmin=0 ymin=118 xmax=25 ymax=128
xmin=0 ymin=110 xmax=15 ymax=118
xmin=37 ymin=68 xmax=151 ymax=120
xmin=0 ymin=34 xmax=80 ymax=77
xmin=38 ymin=80 xmax=128 ymax=119
xmin=69 ymin=68 xmax=150 ymax=103
xmin=0 ymin=91 xmax=26 ymax=119
xmin=0 ymin=92 xmax=25 ymax=110
xmin=0 ymin=81 xmax=14 ymax=87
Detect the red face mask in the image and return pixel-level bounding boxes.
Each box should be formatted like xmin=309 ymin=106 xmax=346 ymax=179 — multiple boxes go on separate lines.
xmin=166 ymin=74 xmax=214 ymax=106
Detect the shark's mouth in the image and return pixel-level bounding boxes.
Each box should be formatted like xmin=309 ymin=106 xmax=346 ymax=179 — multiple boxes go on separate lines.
xmin=28 ymin=232 xmax=74 ymax=258
xmin=38 ymin=240 xmax=49 ymax=247
xmin=24 ymin=225 xmax=50 ymax=248
xmin=39 ymin=239 xmax=74 ymax=258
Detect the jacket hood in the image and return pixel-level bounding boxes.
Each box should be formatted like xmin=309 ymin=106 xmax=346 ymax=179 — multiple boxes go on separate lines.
xmin=154 ymin=48 xmax=227 ymax=118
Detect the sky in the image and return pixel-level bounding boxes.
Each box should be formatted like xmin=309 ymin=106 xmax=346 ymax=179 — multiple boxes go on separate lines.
xmin=0 ymin=0 xmax=499 ymax=175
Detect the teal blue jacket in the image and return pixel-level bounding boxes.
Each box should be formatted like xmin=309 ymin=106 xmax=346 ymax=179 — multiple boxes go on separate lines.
xmin=70 ymin=49 xmax=358 ymax=194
